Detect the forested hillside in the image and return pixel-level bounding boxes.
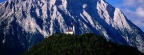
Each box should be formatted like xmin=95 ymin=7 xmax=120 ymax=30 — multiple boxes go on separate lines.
xmin=23 ymin=33 xmax=143 ymax=55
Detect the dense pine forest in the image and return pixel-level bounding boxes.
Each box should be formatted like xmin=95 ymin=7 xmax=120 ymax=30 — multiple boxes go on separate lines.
xmin=23 ymin=33 xmax=143 ymax=55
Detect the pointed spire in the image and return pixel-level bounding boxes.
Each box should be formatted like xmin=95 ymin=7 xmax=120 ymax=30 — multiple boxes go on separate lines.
xmin=72 ymin=22 xmax=75 ymax=34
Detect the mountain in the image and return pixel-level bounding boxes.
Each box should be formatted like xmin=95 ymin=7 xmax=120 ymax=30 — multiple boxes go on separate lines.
xmin=23 ymin=33 xmax=144 ymax=55
xmin=0 ymin=0 xmax=144 ymax=54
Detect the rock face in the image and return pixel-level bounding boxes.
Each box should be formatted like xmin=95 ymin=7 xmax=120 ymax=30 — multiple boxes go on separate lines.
xmin=0 ymin=0 xmax=144 ymax=54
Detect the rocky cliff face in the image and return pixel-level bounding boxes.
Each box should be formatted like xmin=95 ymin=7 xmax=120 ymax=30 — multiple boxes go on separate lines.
xmin=0 ymin=0 xmax=144 ymax=54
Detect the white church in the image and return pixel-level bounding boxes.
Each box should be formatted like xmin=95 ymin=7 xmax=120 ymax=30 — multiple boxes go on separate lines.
xmin=65 ymin=23 xmax=75 ymax=35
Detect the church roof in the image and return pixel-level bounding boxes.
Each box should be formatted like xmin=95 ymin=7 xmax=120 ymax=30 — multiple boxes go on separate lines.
xmin=67 ymin=30 xmax=73 ymax=32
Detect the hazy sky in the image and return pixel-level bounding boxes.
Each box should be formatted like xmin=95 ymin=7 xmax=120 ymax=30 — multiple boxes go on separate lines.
xmin=0 ymin=0 xmax=144 ymax=31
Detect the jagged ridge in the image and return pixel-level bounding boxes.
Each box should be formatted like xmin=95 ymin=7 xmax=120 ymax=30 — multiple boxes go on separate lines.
xmin=0 ymin=0 xmax=144 ymax=54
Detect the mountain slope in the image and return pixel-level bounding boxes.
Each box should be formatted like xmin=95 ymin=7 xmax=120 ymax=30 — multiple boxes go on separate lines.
xmin=23 ymin=33 xmax=144 ymax=55
xmin=0 ymin=0 xmax=144 ymax=54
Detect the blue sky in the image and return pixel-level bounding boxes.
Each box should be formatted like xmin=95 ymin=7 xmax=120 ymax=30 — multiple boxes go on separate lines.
xmin=106 ymin=0 xmax=122 ymax=5
xmin=0 ymin=0 xmax=6 ymax=3
xmin=0 ymin=0 xmax=144 ymax=31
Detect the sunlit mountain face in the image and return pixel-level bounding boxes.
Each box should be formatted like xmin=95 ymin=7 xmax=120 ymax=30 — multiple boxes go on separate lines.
xmin=0 ymin=0 xmax=144 ymax=54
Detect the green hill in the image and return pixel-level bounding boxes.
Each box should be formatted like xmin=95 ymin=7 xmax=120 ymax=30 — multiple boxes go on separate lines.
xmin=23 ymin=33 xmax=143 ymax=55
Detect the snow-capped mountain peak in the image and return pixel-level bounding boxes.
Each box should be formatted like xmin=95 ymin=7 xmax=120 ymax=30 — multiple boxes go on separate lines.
xmin=0 ymin=0 xmax=144 ymax=54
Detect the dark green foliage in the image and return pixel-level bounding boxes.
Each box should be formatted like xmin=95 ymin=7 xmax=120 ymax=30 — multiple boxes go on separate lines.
xmin=23 ymin=33 xmax=143 ymax=55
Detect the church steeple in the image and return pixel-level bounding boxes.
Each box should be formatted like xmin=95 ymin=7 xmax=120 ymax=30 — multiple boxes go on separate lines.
xmin=72 ymin=22 xmax=75 ymax=34
xmin=65 ymin=22 xmax=75 ymax=35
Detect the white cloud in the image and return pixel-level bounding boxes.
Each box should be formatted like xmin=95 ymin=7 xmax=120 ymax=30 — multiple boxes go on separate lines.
xmin=122 ymin=0 xmax=144 ymax=7
xmin=123 ymin=0 xmax=135 ymax=7
xmin=136 ymin=5 xmax=144 ymax=18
